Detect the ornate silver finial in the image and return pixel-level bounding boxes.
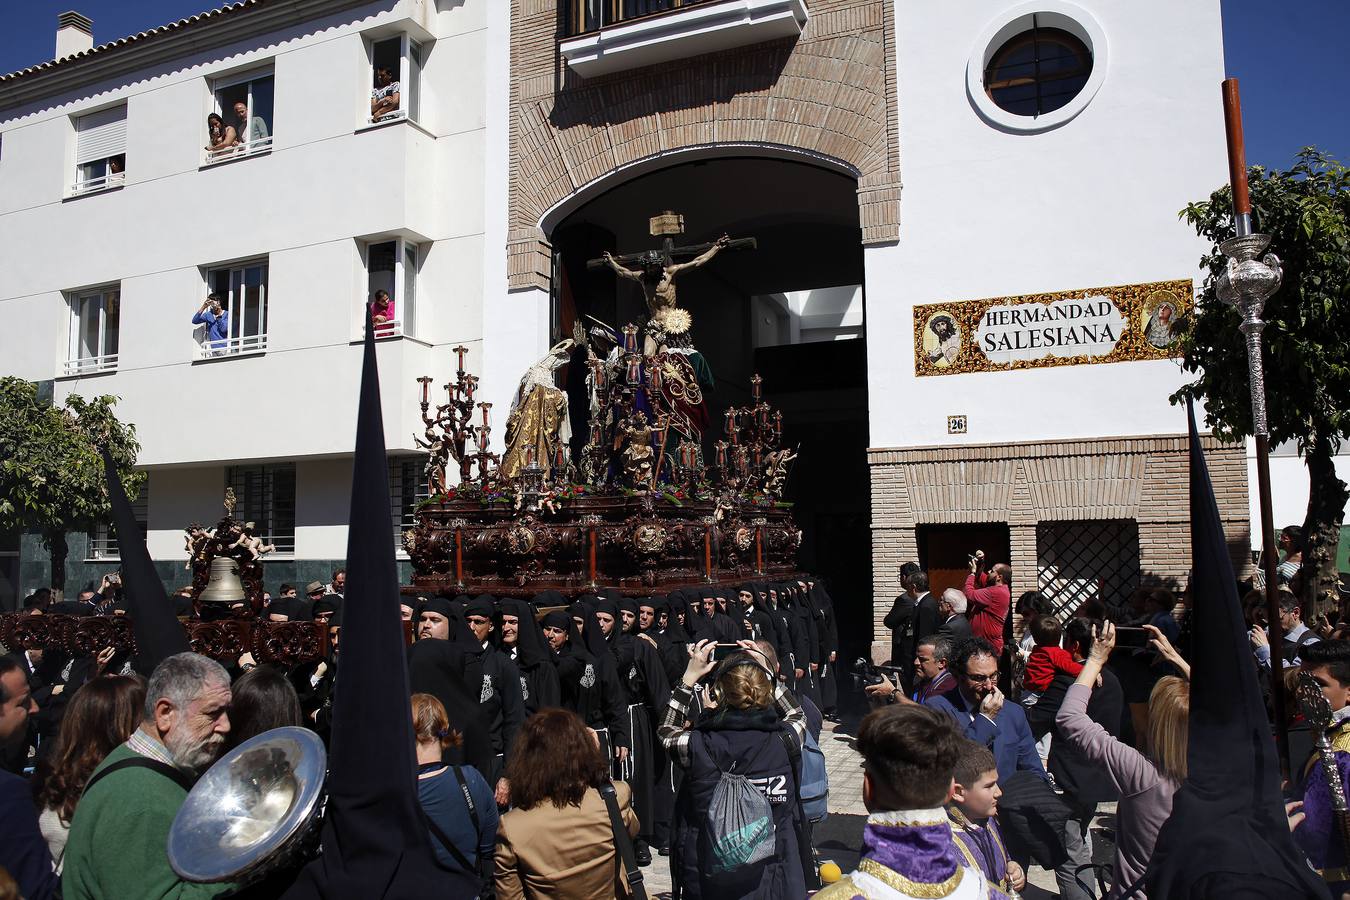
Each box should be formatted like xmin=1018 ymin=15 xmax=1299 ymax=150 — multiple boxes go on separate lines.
xmin=1215 ymin=232 xmax=1283 ymax=438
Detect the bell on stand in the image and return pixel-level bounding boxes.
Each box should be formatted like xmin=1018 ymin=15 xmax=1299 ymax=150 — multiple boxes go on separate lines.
xmin=199 ymin=556 xmax=246 ymax=606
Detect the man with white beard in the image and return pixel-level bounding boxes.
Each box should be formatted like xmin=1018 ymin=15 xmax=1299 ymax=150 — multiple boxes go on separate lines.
xmin=62 ymin=652 xmax=234 ymax=899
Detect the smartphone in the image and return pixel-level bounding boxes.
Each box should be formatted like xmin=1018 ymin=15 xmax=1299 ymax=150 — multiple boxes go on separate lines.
xmin=712 ymin=643 xmax=741 ymax=662
xmin=1115 ymin=626 xmax=1150 ymax=648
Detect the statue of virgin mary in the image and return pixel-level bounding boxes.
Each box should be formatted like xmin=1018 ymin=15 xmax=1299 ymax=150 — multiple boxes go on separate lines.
xmin=500 ymin=339 xmax=575 ymax=480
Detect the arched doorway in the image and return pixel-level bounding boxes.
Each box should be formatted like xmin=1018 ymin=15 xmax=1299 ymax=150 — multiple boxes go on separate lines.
xmin=548 ymin=155 xmax=873 ymax=657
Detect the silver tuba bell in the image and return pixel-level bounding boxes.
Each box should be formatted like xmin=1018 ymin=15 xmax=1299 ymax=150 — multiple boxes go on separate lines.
xmin=168 ymin=726 xmax=327 ymax=883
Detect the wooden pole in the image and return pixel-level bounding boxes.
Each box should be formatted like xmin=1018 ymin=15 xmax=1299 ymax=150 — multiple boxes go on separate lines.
xmin=1221 ymin=78 xmax=1253 ymax=237
xmin=1222 ymin=77 xmax=1288 ymax=778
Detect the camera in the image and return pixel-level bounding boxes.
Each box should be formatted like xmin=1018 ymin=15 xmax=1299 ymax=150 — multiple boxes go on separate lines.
xmin=849 ymin=657 xmax=903 ymax=692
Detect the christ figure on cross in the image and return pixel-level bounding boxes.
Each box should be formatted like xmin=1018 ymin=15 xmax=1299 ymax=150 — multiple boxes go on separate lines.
xmin=602 ymin=234 xmax=731 ymax=353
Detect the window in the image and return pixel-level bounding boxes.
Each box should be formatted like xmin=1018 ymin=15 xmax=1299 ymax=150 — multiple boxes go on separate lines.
xmin=227 ymin=464 xmax=295 ymax=555
xmin=365 ymin=239 xmax=419 ymax=338
xmin=984 ymin=20 xmax=1092 ymax=118
xmin=87 ymin=476 xmax=147 ymax=560
xmin=65 ymin=286 xmax=120 ymax=375
xmin=72 ymin=105 xmax=126 ymax=194
xmin=389 ymin=456 xmax=429 ymax=552
xmin=369 ymin=36 xmax=423 ymax=124
xmin=201 ymin=260 xmax=268 ymax=357
xmin=207 ymin=71 xmax=274 ymax=162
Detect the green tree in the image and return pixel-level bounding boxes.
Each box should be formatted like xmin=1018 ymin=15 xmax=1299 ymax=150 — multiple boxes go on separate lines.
xmin=1175 ymin=148 xmax=1350 ymax=617
xmin=0 ymin=377 xmax=145 ymax=595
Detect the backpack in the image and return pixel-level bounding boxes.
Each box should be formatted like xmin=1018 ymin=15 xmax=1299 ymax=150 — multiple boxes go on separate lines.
xmin=791 ymin=729 xmax=829 ymax=823
xmin=704 ymin=766 xmax=777 ymax=873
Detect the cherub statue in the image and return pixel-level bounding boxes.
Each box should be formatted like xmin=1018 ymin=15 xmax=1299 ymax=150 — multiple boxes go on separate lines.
xmin=230 ymin=521 xmax=276 ymax=563
xmin=183 ymin=523 xmax=213 ymax=571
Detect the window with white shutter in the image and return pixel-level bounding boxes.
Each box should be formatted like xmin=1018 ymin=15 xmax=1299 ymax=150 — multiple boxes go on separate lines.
xmin=72 ymin=105 xmax=126 ymax=194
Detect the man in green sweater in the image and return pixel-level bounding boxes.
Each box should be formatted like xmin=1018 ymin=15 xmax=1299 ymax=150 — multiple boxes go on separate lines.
xmin=62 ymin=652 xmax=236 ymax=899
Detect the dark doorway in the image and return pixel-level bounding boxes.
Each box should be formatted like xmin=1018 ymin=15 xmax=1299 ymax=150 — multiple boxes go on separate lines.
xmin=549 ymin=155 xmax=871 ymax=651
xmin=919 ymin=524 xmax=1012 ymax=601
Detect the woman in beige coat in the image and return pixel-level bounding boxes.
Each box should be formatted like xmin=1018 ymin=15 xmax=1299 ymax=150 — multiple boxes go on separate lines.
xmin=496 ymin=708 xmax=639 ymax=899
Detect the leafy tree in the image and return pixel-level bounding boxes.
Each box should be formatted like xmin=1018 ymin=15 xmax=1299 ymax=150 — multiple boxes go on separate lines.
xmin=1175 ymin=148 xmax=1350 ymax=617
xmin=0 ymin=377 xmax=145 ymax=595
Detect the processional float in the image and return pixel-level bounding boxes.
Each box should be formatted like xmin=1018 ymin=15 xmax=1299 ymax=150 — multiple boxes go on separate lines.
xmin=403 ymin=211 xmax=801 ymax=596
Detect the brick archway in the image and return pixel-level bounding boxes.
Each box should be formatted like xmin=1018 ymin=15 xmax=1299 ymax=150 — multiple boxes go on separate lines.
xmin=508 ymin=1 xmax=899 ymax=292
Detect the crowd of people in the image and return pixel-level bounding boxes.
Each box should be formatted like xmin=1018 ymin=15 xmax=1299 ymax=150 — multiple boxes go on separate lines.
xmin=4 ymin=533 xmax=1350 ymax=899
xmin=0 ymin=577 xmax=843 ymax=899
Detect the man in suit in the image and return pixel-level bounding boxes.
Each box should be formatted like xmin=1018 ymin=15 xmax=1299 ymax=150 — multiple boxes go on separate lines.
xmin=883 ymin=563 xmax=920 ymax=677
xmin=906 ymin=572 xmax=941 ymax=671
xmin=938 ymin=589 xmax=973 ymax=643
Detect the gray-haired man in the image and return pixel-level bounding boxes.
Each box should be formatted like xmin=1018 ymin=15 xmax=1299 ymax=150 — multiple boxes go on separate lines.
xmin=62 ymin=652 xmax=233 ymax=899
xmin=938 ymin=588 xmax=973 ymax=643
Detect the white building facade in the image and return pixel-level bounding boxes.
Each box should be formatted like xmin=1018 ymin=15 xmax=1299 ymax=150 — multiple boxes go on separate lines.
xmin=0 ymin=0 xmax=502 ymax=596
xmin=0 ymin=0 xmax=1341 ymax=636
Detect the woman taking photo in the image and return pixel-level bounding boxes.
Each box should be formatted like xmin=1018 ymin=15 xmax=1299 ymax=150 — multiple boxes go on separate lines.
xmin=204 ymin=112 xmax=237 ymax=154
xmin=660 ymin=639 xmax=810 ymax=899
xmin=495 ymin=708 xmax=637 ymax=899
xmin=31 ymin=675 xmax=145 ymax=872
xmin=1056 ymin=621 xmax=1189 ymax=899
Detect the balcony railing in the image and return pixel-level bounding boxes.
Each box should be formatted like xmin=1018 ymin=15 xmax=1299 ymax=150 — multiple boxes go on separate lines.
xmin=63 ymin=353 xmax=119 ymax=376
xmin=368 ymin=318 xmax=405 ymax=339
xmin=86 ymin=535 xmax=120 ymax=560
xmin=563 ymin=0 xmax=723 ymax=37
xmin=204 ymin=136 xmax=274 ymax=165
xmin=197 ymin=333 xmax=267 ymax=359
xmin=69 ymin=172 xmax=125 ymax=196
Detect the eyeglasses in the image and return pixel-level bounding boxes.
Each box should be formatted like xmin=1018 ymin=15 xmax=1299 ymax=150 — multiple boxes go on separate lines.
xmin=964 ymin=673 xmax=998 ymax=684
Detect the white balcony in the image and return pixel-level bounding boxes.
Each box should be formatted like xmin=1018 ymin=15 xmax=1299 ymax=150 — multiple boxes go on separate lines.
xmin=203 ymin=136 xmax=274 ymax=166
xmin=196 ymin=333 xmax=267 ymax=360
xmin=62 ymin=352 xmax=119 ymax=376
xmin=368 ymin=317 xmax=406 ymax=339
xmin=68 ymin=171 xmax=125 ymax=197
xmin=560 ymin=0 xmax=809 ymax=79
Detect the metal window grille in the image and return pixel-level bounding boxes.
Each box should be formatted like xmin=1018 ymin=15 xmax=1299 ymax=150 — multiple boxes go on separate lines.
xmin=88 ymin=477 xmax=148 ymax=560
xmin=227 ymin=464 xmax=296 ymax=554
xmin=563 ymin=0 xmax=722 ymax=37
xmin=1035 ymin=519 xmax=1140 ymax=618
xmin=389 ymin=456 xmax=429 ymax=552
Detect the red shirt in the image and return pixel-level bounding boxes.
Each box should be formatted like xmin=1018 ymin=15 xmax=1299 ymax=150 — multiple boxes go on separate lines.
xmin=965 ymin=573 xmax=1009 ymax=655
xmin=1023 ymin=645 xmax=1084 ymax=692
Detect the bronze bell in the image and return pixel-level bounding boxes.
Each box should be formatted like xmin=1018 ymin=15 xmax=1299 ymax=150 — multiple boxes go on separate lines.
xmin=199 ymin=556 xmax=245 ymax=605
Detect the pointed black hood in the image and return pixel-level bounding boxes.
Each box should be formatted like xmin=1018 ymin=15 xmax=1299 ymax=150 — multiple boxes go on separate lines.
xmin=1144 ymin=403 xmax=1328 ymax=898
xmin=284 ymin=310 xmax=476 ymax=897
xmin=100 ymin=446 xmax=187 ymax=673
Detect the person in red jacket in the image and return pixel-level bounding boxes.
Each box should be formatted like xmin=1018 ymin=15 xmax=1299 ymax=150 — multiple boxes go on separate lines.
xmin=964 ymin=554 xmax=1011 ymax=655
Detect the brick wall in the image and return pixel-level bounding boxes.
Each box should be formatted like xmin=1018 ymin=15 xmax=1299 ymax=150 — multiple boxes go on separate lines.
xmin=867 ymin=433 xmax=1251 ymax=660
xmin=508 ymin=0 xmax=900 ymax=290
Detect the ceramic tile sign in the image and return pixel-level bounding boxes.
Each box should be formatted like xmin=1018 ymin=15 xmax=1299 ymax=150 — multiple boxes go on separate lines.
xmin=913 ymin=279 xmax=1190 ymax=377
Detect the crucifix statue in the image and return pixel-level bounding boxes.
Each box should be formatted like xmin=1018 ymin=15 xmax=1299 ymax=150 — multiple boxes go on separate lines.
xmin=587 ymin=211 xmax=755 ymax=354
